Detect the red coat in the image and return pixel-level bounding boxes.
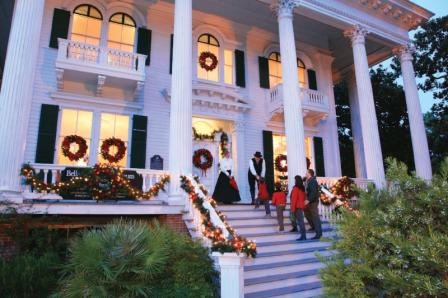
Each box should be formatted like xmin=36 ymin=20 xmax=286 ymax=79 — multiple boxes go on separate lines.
xmin=290 ymin=186 xmax=306 ymax=212
xmin=272 ymin=191 xmax=286 ymax=206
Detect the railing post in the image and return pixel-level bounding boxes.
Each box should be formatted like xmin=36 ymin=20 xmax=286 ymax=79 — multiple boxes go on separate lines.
xmin=99 ymin=48 xmax=108 ymax=66
xmin=212 ymin=253 xmax=245 ymax=298
xmin=137 ymin=54 xmax=146 ymax=73
xmin=57 ymin=38 xmax=68 ymax=61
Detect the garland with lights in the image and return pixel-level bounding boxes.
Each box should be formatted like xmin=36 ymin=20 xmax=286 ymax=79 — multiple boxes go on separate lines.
xmin=198 ymin=51 xmax=218 ymax=72
xmin=61 ymin=135 xmax=88 ymax=161
xmin=101 ymin=137 xmax=126 ymax=163
xmin=320 ymin=176 xmax=358 ymax=206
xmin=192 ymin=149 xmax=213 ymax=176
xmin=180 ymin=175 xmax=257 ymax=257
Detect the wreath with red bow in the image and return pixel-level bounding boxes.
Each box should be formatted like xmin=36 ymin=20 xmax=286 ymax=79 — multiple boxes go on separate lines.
xmin=275 ymin=154 xmax=288 ymax=173
xmin=61 ymin=135 xmax=88 ymax=161
xmin=198 ymin=51 xmax=218 ymax=72
xmin=101 ymin=137 xmax=127 ymax=163
xmin=193 ymin=149 xmax=213 ymax=176
xmin=91 ymin=163 xmax=121 ymax=200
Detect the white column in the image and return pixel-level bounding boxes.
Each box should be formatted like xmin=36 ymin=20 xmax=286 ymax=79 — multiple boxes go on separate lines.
xmin=0 ymin=0 xmax=45 ymax=195
xmin=394 ymin=44 xmax=432 ymax=180
xmin=347 ymin=73 xmax=367 ymax=178
xmin=344 ymin=25 xmax=385 ymax=187
xmin=231 ymin=120 xmax=249 ymax=203
xmin=212 ymin=252 xmax=245 ymax=298
xmin=168 ymin=0 xmax=193 ymax=200
xmin=273 ymin=0 xmax=307 ymax=191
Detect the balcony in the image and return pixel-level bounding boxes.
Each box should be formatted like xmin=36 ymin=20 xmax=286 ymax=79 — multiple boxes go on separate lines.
xmin=268 ymin=84 xmax=329 ymax=126
xmin=55 ymin=39 xmax=146 ymax=99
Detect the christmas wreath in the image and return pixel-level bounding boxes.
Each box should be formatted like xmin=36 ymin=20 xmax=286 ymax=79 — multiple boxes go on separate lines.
xmin=101 ymin=137 xmax=126 ymax=163
xmin=275 ymin=154 xmax=288 ymax=172
xmin=193 ymin=148 xmax=213 ymax=176
xmin=91 ymin=163 xmax=121 ymax=200
xmin=198 ymin=51 xmax=218 ymax=72
xmin=61 ymin=135 xmax=88 ymax=161
xmin=320 ymin=176 xmax=358 ymax=205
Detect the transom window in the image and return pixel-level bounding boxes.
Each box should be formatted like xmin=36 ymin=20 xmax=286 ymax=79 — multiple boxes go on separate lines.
xmin=108 ymin=13 xmax=136 ymax=53
xmin=268 ymin=52 xmax=307 ymax=88
xmin=98 ymin=113 xmax=130 ymax=167
xmin=197 ymin=34 xmax=220 ymax=82
xmin=71 ymin=4 xmax=102 ymax=46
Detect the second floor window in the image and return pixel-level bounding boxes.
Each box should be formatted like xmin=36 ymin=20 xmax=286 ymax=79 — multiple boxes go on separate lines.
xmin=108 ymin=13 xmax=136 ymax=53
xmin=268 ymin=52 xmax=308 ymax=88
xmin=71 ymin=4 xmax=102 ymax=46
xmin=197 ymin=34 xmax=220 ymax=82
xmin=98 ymin=113 xmax=130 ymax=167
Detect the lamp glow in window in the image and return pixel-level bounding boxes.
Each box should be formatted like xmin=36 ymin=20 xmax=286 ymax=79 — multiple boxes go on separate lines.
xmin=224 ymin=50 xmax=233 ymax=85
xmin=57 ymin=109 xmax=93 ymax=166
xmin=268 ymin=52 xmax=282 ymax=87
xmin=297 ymin=59 xmax=307 ymax=88
xmin=197 ymin=34 xmax=219 ymax=82
xmin=107 ymin=13 xmax=136 ymax=53
xmin=71 ymin=5 xmax=102 ymax=46
xmin=98 ymin=113 xmax=129 ymax=167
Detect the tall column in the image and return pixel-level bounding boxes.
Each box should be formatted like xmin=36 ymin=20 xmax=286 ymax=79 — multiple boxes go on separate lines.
xmin=347 ymin=72 xmax=367 ymax=178
xmin=272 ymin=0 xmax=307 ymax=192
xmin=394 ymin=44 xmax=432 ymax=180
xmin=0 ymin=0 xmax=45 ymax=195
xmin=344 ymin=25 xmax=385 ymax=187
xmin=231 ymin=120 xmax=248 ymax=203
xmin=168 ymin=0 xmax=193 ymax=200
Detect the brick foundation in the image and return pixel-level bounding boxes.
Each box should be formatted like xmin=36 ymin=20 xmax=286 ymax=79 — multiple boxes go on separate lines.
xmin=0 ymin=224 xmax=20 ymax=259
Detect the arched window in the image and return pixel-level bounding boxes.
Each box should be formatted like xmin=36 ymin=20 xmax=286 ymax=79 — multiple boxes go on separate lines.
xmin=71 ymin=4 xmax=102 ymax=46
xmin=197 ymin=34 xmax=220 ymax=82
xmin=268 ymin=52 xmax=282 ymax=87
xmin=297 ymin=58 xmax=307 ymax=88
xmin=108 ymin=13 xmax=136 ymax=53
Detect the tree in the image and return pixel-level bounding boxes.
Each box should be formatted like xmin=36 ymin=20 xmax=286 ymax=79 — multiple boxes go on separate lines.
xmin=424 ymin=102 xmax=448 ymax=173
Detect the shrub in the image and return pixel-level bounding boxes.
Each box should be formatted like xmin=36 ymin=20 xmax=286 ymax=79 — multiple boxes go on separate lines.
xmin=57 ymin=220 xmax=218 ymax=298
xmin=320 ymin=158 xmax=448 ymax=297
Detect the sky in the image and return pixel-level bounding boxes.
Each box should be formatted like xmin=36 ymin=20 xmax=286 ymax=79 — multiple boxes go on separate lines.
xmin=386 ymin=0 xmax=448 ymax=112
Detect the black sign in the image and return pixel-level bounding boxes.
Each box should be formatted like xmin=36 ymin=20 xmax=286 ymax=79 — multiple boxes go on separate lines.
xmin=60 ymin=167 xmax=91 ymax=200
xmin=150 ymin=155 xmax=164 ymax=170
xmin=116 ymin=170 xmax=143 ymax=200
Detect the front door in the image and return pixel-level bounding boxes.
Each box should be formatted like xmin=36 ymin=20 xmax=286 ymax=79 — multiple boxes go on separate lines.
xmin=193 ymin=140 xmax=219 ymax=193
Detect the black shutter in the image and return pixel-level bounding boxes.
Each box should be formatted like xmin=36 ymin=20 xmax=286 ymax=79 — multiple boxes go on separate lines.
xmin=307 ymin=69 xmax=317 ymax=90
xmin=137 ymin=28 xmax=152 ymax=66
xmin=258 ymin=57 xmax=270 ymax=89
xmin=35 ymin=104 xmax=59 ymax=163
xmin=49 ymin=8 xmax=70 ymax=49
xmin=263 ymin=130 xmax=274 ymax=195
xmin=235 ymin=49 xmax=246 ymax=88
xmin=169 ymin=34 xmax=174 ymax=74
xmin=313 ymin=137 xmax=325 ymax=177
xmin=130 ymin=115 xmax=148 ymax=169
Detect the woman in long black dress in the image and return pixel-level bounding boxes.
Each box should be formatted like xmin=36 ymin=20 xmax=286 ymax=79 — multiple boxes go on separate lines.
xmin=213 ymin=152 xmax=241 ymax=204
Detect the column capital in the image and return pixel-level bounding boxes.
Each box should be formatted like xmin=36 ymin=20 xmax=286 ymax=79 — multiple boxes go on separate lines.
xmin=344 ymin=25 xmax=369 ymax=46
xmin=393 ymin=42 xmax=415 ymax=62
xmin=270 ymin=0 xmax=299 ymax=19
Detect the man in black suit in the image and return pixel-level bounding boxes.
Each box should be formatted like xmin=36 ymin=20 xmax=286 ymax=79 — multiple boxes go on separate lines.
xmin=305 ymin=169 xmax=322 ymax=239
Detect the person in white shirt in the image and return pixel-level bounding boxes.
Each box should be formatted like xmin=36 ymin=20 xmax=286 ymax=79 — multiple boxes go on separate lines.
xmin=248 ymin=151 xmax=266 ymax=205
xmin=212 ymin=151 xmax=241 ymax=204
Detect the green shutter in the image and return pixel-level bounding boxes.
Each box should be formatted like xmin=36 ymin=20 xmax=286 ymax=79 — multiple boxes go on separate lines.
xmin=137 ymin=28 xmax=152 ymax=66
xmin=263 ymin=130 xmax=274 ymax=195
xmin=49 ymin=8 xmax=70 ymax=49
xmin=235 ymin=49 xmax=246 ymax=88
xmin=169 ymin=34 xmax=174 ymax=74
xmin=35 ymin=104 xmax=59 ymax=163
xmin=307 ymin=69 xmax=317 ymax=90
xmin=130 ymin=115 xmax=148 ymax=168
xmin=313 ymin=137 xmax=325 ymax=177
xmin=258 ymin=57 xmax=270 ymax=89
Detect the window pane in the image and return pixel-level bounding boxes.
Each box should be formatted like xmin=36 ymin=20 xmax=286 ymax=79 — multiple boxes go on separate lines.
xmin=60 ymin=109 xmax=77 ymax=136
xmin=224 ymin=65 xmax=233 ymax=84
xmin=75 ymin=5 xmax=88 ymax=15
xmin=90 ymin=7 xmax=102 ymax=19
xmin=110 ymin=14 xmax=122 ymax=23
xmin=87 ymin=18 xmax=102 ymax=38
xmin=224 ymin=50 xmax=233 ymax=66
xmin=77 ymin=111 xmax=93 ymax=137
xmin=198 ymin=35 xmax=208 ymax=43
xmin=72 ymin=14 xmax=87 ymax=35
xmin=98 ymin=113 xmax=129 ymax=166
xmin=108 ymin=22 xmax=122 ymax=43
xmin=85 ymin=37 xmax=100 ymax=46
xmin=124 ymin=15 xmax=135 ymax=26
xmin=121 ymin=25 xmax=135 ymax=46
xmin=100 ymin=113 xmax=115 ymax=140
xmin=114 ymin=115 xmax=129 ymax=141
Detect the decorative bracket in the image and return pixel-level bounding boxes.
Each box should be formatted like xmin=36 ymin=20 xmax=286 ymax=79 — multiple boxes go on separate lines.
xmin=55 ymin=68 xmax=64 ymax=91
xmin=96 ymin=75 xmax=106 ymax=97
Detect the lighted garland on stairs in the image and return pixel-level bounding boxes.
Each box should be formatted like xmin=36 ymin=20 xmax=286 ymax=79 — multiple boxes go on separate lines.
xmin=181 ymin=175 xmax=257 ymax=258
xmin=320 ymin=176 xmax=360 ymax=214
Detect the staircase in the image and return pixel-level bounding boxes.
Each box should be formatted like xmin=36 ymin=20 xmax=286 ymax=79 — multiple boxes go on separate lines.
xmin=217 ymin=204 xmax=336 ymax=298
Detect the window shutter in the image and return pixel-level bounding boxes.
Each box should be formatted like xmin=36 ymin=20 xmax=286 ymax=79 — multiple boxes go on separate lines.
xmin=49 ymin=8 xmax=70 ymax=49
xmin=137 ymin=28 xmax=152 ymax=66
xmin=35 ymin=104 xmax=59 ymax=163
xmin=258 ymin=57 xmax=270 ymax=89
xmin=169 ymin=34 xmax=174 ymax=74
xmin=235 ymin=49 xmax=246 ymax=88
xmin=307 ymin=69 xmax=317 ymax=90
xmin=313 ymin=136 xmax=325 ymax=177
xmin=130 ymin=115 xmax=148 ymax=169
xmin=263 ymin=130 xmax=274 ymax=195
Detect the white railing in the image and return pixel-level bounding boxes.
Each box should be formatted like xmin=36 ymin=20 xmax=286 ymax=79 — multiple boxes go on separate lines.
xmin=268 ymin=84 xmax=328 ymax=114
xmin=29 ymin=163 xmax=168 ymax=192
xmin=57 ymin=38 xmax=146 ymax=76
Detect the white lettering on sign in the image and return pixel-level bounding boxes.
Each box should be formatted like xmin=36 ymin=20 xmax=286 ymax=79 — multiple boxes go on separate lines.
xmin=66 ymin=170 xmax=79 ymax=177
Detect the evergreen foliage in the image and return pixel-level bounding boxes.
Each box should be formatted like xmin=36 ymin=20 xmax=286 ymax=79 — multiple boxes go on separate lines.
xmin=320 ymin=158 xmax=448 ymax=297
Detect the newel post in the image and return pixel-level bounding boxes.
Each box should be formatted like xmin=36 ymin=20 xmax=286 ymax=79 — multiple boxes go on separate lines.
xmin=212 ymin=252 xmax=245 ymax=298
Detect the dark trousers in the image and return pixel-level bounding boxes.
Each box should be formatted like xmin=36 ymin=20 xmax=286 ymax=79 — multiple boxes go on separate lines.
xmin=307 ymin=201 xmax=322 ymax=237
xmin=256 ymin=199 xmax=271 ymax=214
xmin=248 ymin=174 xmax=257 ymax=201
xmin=304 ymin=206 xmax=314 ymax=229
xmin=276 ymin=205 xmax=285 ymax=231
xmin=295 ymin=208 xmax=306 ymax=239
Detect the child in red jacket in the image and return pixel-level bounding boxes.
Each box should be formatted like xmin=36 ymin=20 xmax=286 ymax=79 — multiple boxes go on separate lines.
xmin=272 ymin=182 xmax=287 ymax=232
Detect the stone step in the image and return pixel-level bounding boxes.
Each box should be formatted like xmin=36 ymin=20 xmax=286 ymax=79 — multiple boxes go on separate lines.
xmin=245 ymin=261 xmax=324 ymax=279
xmin=233 ymin=224 xmax=333 ymax=235
xmin=245 ymin=249 xmax=335 ymax=266
xmin=227 ymin=217 xmax=329 ymax=226
xmin=217 ymin=204 xmax=290 ymax=212
xmin=256 ymin=286 xmax=323 ymax=298
xmin=242 ymin=228 xmax=335 ymax=239
xmin=256 ymin=238 xmax=333 ymax=254
xmin=245 ymin=274 xmax=321 ymax=296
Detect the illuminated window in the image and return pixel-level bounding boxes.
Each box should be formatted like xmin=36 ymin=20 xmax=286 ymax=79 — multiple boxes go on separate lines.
xmin=71 ymin=4 xmax=102 ymax=46
xmin=98 ymin=113 xmax=129 ymax=167
xmin=197 ymin=34 xmax=219 ymax=82
xmin=108 ymin=13 xmax=136 ymax=53
xmin=224 ymin=50 xmax=233 ymax=85
xmin=57 ymin=109 xmax=93 ymax=166
xmin=297 ymin=58 xmax=307 ymax=88
xmin=268 ymin=52 xmax=282 ymax=87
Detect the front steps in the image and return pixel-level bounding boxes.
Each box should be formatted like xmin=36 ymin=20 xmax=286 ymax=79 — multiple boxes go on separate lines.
xmin=217 ymin=204 xmax=335 ymax=298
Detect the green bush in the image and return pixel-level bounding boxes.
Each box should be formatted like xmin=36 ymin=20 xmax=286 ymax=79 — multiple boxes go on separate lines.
xmin=0 ymin=252 xmax=61 ymax=298
xmin=320 ymin=158 xmax=448 ymax=298
xmin=56 ymin=220 xmax=218 ymax=298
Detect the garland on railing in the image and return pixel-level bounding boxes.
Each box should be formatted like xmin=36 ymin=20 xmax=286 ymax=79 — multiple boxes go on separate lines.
xmin=320 ymin=176 xmax=360 ymax=215
xmin=20 ymin=163 xmax=169 ymax=200
xmin=181 ymin=176 xmax=257 ymax=258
